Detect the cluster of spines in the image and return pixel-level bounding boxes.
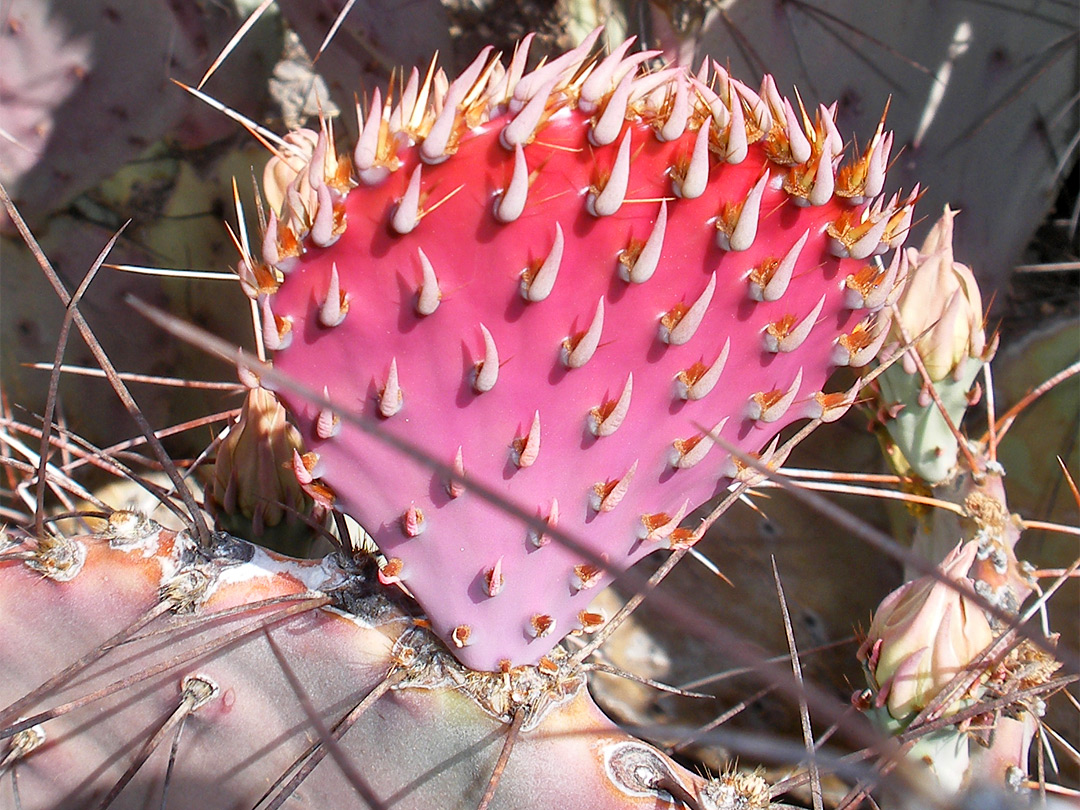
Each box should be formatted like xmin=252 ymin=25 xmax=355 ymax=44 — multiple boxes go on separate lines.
xmin=253 ymin=52 xmax=911 ymax=393
xmin=255 ymin=34 xmax=911 ymax=279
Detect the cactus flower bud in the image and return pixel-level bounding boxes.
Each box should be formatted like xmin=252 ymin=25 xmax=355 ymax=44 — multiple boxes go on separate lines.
xmin=858 ymin=541 xmax=993 ymax=723
xmin=210 ymin=387 xmax=311 ymax=550
xmin=262 ymin=129 xmax=321 ymax=216
xmin=892 ymin=205 xmax=987 ymax=382
xmin=262 ymin=127 xmax=350 ymax=247
xmin=876 ymin=206 xmax=995 ymax=483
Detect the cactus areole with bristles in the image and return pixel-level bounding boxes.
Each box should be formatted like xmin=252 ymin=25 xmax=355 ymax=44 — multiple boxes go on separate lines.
xmin=259 ymin=34 xmax=913 ymax=670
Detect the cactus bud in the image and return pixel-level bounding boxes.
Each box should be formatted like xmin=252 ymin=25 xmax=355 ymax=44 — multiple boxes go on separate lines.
xmin=876 ymin=206 xmax=995 ymax=483
xmin=892 ymin=206 xmax=987 ymax=382
xmin=263 ymin=129 xmax=321 ymax=216
xmin=210 ymin=387 xmax=312 ymax=552
xmin=858 ymin=541 xmax=993 ymax=724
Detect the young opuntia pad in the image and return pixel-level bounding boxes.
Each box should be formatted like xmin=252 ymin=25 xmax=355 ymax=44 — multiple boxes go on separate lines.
xmin=261 ymin=38 xmax=912 ymax=670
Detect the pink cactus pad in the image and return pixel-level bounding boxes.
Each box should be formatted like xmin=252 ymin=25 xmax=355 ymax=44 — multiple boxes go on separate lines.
xmin=260 ymin=37 xmax=912 ymax=670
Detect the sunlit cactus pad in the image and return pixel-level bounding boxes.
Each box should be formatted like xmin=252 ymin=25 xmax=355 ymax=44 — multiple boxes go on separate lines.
xmin=259 ymin=35 xmax=913 ymax=670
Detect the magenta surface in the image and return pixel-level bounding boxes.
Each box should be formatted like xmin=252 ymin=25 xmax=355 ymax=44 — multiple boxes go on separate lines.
xmin=271 ymin=105 xmax=877 ymax=669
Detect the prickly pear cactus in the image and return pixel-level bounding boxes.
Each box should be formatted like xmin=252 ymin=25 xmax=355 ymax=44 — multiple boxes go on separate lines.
xmin=257 ymin=38 xmax=913 ymax=670
xmin=2 ymin=22 xmax=1074 ymax=809
xmin=0 ymin=516 xmax=715 ymax=810
xmin=849 ymin=206 xmax=1070 ymax=799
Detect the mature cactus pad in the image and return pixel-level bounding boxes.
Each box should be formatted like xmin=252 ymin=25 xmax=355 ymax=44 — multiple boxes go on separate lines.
xmin=0 ymin=518 xmax=711 ymax=809
xmin=262 ymin=35 xmax=912 ymax=670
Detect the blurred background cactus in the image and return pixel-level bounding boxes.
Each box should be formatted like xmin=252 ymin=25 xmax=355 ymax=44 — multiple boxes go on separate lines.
xmin=0 ymin=1 xmax=1076 ymax=807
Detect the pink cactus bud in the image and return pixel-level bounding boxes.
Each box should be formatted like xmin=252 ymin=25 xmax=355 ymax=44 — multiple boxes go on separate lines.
xmin=210 ymin=388 xmax=309 ymax=538
xmin=891 ymin=205 xmax=988 ymax=381
xmin=263 ymin=40 xmax=911 ymax=670
xmin=263 ymin=129 xmax=320 ymax=216
xmin=858 ymin=541 xmax=994 ymax=722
